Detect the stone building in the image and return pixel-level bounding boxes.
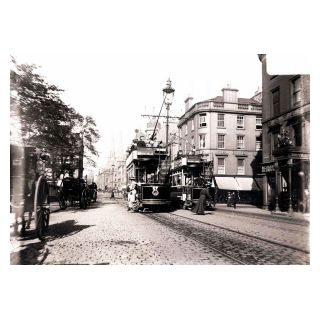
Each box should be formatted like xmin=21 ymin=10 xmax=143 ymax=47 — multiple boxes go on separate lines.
xmin=259 ymin=54 xmax=310 ymax=212
xmin=177 ymin=86 xmax=263 ymax=203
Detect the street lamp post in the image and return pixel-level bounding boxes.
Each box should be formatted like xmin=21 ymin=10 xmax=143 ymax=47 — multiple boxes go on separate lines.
xmin=78 ymin=118 xmax=86 ymax=179
xmin=298 ymin=170 xmax=305 ymax=212
xmin=162 ymin=79 xmax=175 ymax=154
xmin=287 ymin=158 xmax=293 ymax=214
xmin=103 ymin=172 xmax=107 ymax=191
xmin=77 ymin=130 xmax=85 ymax=179
xmin=273 ymin=162 xmax=281 ymax=213
xmin=111 ymin=164 xmax=115 ymax=189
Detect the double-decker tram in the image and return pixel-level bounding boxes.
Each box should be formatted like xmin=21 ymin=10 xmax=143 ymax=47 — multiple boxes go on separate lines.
xmin=126 ymin=139 xmax=171 ymax=212
xmin=170 ymin=152 xmax=216 ymax=210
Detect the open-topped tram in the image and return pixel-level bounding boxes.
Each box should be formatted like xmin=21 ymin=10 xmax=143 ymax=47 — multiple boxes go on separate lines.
xmin=170 ymin=152 xmax=216 ymax=209
xmin=126 ymin=79 xmax=176 ymax=212
xmin=126 ymin=139 xmax=171 ymax=211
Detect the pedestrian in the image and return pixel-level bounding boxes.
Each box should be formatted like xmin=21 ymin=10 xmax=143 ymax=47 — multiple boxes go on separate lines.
xmin=231 ymin=191 xmax=239 ymax=209
xmin=127 ymin=186 xmax=137 ymax=211
xmin=192 ymin=184 xmax=211 ymax=215
xmin=110 ymin=189 xmax=115 ymax=199
xmin=227 ymin=192 xmax=232 ymax=207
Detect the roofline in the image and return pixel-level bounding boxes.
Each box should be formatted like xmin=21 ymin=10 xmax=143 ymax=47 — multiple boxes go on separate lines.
xmin=179 ymin=96 xmax=261 ymax=120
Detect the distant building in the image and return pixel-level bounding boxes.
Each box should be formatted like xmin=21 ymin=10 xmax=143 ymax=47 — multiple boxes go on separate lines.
xmin=96 ymin=148 xmax=127 ymax=191
xmin=259 ymin=54 xmax=310 ymax=212
xmin=177 ymin=86 xmax=263 ymax=203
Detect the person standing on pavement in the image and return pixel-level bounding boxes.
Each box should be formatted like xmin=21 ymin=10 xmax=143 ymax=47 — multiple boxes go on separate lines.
xmin=231 ymin=191 xmax=239 ymax=209
xmin=227 ymin=191 xmax=232 ymax=207
xmin=192 ymin=184 xmax=212 ymax=215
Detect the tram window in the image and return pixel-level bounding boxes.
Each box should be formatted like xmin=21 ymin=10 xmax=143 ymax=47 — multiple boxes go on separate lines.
xmin=136 ymin=169 xmax=146 ymax=183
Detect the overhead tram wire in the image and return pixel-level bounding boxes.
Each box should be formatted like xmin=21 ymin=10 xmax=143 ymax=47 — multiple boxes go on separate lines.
xmin=150 ymin=93 xmax=167 ymax=141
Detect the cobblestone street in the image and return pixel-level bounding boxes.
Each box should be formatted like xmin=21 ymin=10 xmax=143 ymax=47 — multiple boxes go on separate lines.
xmin=10 ymin=193 xmax=309 ymax=265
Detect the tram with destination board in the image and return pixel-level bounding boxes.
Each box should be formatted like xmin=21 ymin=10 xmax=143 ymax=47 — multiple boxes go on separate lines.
xmin=126 ymin=138 xmax=171 ymax=212
xmin=170 ymin=152 xmax=216 ymax=210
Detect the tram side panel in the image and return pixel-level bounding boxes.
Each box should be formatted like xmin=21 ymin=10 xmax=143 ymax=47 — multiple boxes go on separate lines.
xmin=139 ymin=184 xmax=171 ymax=209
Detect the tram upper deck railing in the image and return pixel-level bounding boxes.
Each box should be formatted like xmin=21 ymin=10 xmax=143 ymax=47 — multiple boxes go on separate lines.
xmin=126 ymin=145 xmax=168 ymax=167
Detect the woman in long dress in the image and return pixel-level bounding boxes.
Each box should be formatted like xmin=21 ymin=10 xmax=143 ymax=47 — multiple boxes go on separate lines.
xmin=127 ymin=187 xmax=136 ymax=211
xmin=192 ymin=186 xmax=211 ymax=215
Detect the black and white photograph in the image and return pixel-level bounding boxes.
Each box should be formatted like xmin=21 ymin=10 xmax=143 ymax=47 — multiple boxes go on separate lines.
xmin=9 ymin=54 xmax=311 ymax=266
xmin=1 ymin=1 xmax=319 ymax=320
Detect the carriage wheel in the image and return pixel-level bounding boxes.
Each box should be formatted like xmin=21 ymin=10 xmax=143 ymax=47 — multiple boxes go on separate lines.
xmin=79 ymin=190 xmax=87 ymax=209
xmin=58 ymin=191 xmax=67 ymax=210
xmin=92 ymin=191 xmax=97 ymax=202
xmin=34 ymin=176 xmax=50 ymax=241
xmin=86 ymin=190 xmax=91 ymax=206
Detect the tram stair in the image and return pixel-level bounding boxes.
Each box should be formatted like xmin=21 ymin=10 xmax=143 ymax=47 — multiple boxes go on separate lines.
xmin=202 ymin=162 xmax=213 ymax=182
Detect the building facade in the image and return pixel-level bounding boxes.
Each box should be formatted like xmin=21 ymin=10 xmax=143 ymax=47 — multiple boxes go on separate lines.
xmin=177 ymin=86 xmax=263 ymax=203
xmin=259 ymin=54 xmax=310 ymax=212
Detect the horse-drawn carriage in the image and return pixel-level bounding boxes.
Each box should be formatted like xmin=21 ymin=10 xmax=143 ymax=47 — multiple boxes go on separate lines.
xmin=58 ymin=177 xmax=90 ymax=210
xmin=58 ymin=177 xmax=97 ymax=210
xmin=10 ymin=144 xmax=51 ymax=240
xmin=88 ymin=182 xmax=97 ymax=203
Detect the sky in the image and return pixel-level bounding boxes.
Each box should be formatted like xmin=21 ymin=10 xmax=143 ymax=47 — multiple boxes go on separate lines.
xmin=12 ymin=52 xmax=264 ymax=170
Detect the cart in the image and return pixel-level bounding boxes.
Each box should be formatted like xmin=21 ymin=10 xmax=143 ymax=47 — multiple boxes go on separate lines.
xmin=58 ymin=177 xmax=89 ymax=210
xmin=10 ymin=144 xmax=51 ymax=240
xmin=87 ymin=182 xmax=97 ymax=203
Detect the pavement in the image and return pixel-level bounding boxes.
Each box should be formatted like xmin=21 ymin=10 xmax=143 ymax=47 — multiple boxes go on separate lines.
xmin=213 ymin=203 xmax=310 ymax=224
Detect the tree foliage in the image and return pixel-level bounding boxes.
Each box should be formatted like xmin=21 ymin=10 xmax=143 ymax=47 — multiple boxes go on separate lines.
xmin=10 ymin=57 xmax=100 ymax=178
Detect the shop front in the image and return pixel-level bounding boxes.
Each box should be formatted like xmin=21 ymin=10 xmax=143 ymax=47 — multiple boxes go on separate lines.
xmin=214 ymin=176 xmax=262 ymax=205
xmin=262 ymin=155 xmax=310 ymax=213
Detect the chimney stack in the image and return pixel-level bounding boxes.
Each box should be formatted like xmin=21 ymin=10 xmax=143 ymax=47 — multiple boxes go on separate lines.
xmin=222 ymin=86 xmax=238 ymax=103
xmin=184 ymin=97 xmax=194 ymax=112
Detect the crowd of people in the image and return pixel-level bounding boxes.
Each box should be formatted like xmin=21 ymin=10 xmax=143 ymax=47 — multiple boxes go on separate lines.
xmin=226 ymin=191 xmax=240 ymax=209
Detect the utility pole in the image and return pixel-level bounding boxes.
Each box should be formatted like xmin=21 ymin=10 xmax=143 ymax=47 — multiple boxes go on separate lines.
xmin=79 ymin=130 xmax=84 ymax=179
xmin=162 ymin=79 xmax=175 ymax=154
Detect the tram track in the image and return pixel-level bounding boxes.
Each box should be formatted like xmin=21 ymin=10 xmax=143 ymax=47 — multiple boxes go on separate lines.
xmin=169 ymin=212 xmax=310 ymax=254
xmin=141 ymin=211 xmax=310 ymax=265
xmin=146 ymin=213 xmax=246 ymax=265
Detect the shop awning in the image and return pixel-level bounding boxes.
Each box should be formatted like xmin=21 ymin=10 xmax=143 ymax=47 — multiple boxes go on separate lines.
xmin=235 ymin=177 xmax=260 ymax=191
xmin=214 ymin=177 xmax=239 ymax=190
